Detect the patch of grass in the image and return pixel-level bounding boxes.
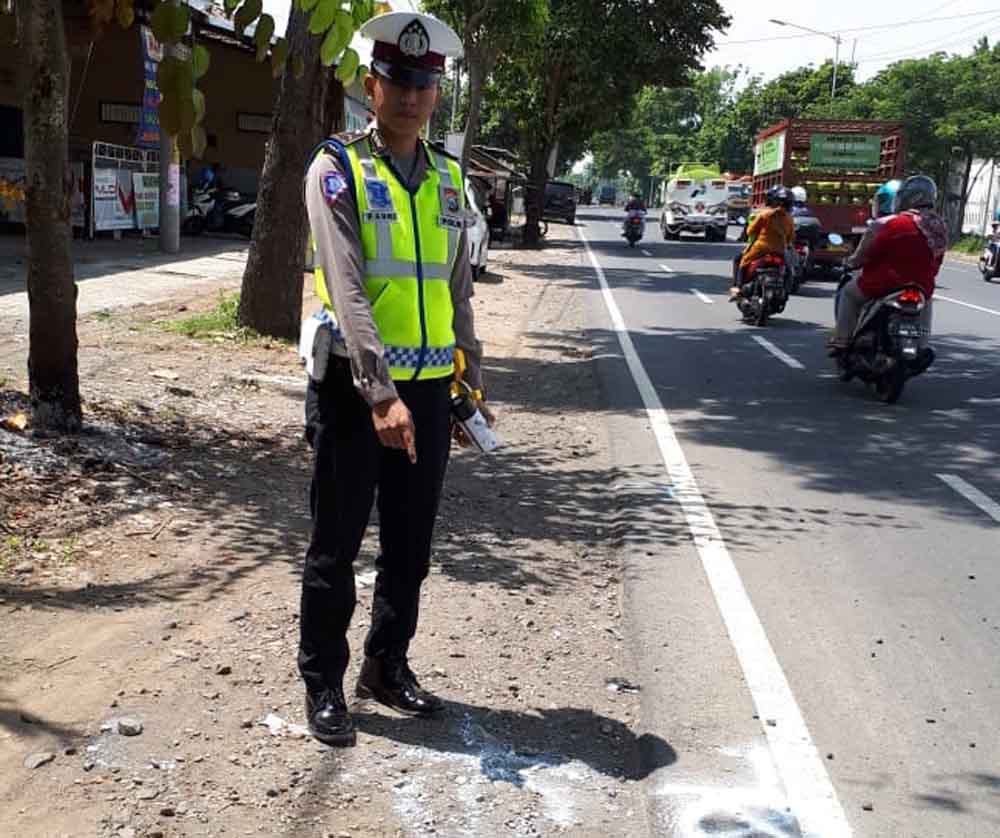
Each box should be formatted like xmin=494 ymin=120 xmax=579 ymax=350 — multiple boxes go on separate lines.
xmin=951 ymin=234 xmax=986 ymax=255
xmin=94 ymin=309 xmax=113 ymax=322
xmin=163 ymin=293 xmax=293 ymax=347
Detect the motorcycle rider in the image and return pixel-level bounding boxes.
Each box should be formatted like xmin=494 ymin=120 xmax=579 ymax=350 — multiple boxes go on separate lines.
xmin=730 ymin=185 xmax=795 ymax=301
xmin=829 ymin=175 xmax=946 ymax=358
xmin=622 ymin=192 xmax=647 ymax=237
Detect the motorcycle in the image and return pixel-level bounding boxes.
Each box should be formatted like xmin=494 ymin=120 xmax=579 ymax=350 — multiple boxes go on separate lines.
xmin=979 ymin=236 xmax=1000 ymax=282
xmin=622 ymin=209 xmax=646 ymax=247
xmin=183 ymin=186 xmax=256 ymax=238
xmin=737 ymin=253 xmax=788 ymax=326
xmin=833 ymin=266 xmax=934 ymax=404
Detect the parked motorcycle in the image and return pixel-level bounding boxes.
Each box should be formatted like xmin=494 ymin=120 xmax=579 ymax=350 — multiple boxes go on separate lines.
xmin=979 ymin=237 xmax=1000 ymax=282
xmin=737 ymin=253 xmax=788 ymax=326
xmin=622 ymin=209 xmax=646 ymax=247
xmin=833 ymin=266 xmax=934 ymax=404
xmin=183 ymin=186 xmax=256 ymax=238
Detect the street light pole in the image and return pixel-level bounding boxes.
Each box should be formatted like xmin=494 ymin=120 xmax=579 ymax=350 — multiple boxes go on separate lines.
xmin=769 ymin=19 xmax=844 ymax=100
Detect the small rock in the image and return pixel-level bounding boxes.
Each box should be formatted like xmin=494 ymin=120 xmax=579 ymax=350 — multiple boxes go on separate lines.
xmin=119 ymin=828 xmax=137 ymax=838
xmin=13 ymin=562 xmax=34 ymax=575
xmin=765 ymin=719 xmax=777 ymax=727
xmin=599 ymin=723 xmax=613 ymax=735
xmin=862 ymin=801 xmax=874 ymax=812
xmin=83 ymin=760 xmax=96 ymax=772
xmin=229 ymin=610 xmax=250 ymax=622
xmin=24 ymin=752 xmax=55 ymax=770
xmin=117 ymin=717 xmax=144 ymax=736
xmin=826 ymin=753 xmax=834 ymax=760
xmin=266 ymin=787 xmax=280 ymax=798
xmin=215 ymin=664 xmax=232 ymax=676
xmin=137 ymin=788 xmax=159 ymax=801
xmin=159 ymin=806 xmax=176 ymax=817
xmin=64 ymin=746 xmax=78 ymax=756
xmin=240 ymin=718 xmax=253 ymax=729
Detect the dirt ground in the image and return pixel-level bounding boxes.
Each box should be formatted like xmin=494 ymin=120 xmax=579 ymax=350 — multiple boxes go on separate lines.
xmin=0 ymin=227 xmax=658 ymax=838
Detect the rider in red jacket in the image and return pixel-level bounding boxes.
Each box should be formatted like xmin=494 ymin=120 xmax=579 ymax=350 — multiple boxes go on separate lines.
xmin=831 ymin=175 xmax=947 ymax=352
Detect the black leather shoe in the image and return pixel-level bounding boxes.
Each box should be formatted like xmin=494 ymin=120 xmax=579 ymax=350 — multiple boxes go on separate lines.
xmin=305 ymin=687 xmax=356 ymax=747
xmin=356 ymin=654 xmax=443 ymax=716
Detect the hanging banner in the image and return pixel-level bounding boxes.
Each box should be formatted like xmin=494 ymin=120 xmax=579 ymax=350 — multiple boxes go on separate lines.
xmin=132 ymin=172 xmax=159 ymax=228
xmin=137 ymin=25 xmax=163 ymax=149
xmin=94 ymin=168 xmax=137 ymax=231
xmin=753 ymin=132 xmax=785 ymax=176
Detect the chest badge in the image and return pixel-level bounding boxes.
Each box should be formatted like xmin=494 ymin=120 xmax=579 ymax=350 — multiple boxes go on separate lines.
xmin=438 ymin=185 xmax=465 ymax=231
xmin=363 ymin=178 xmax=398 ymax=224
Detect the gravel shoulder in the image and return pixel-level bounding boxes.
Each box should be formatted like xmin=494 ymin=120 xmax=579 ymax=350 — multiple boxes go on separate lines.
xmin=0 ymin=226 xmax=652 ymax=838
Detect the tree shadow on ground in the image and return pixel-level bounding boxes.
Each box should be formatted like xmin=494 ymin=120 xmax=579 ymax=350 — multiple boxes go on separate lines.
xmin=0 ymin=690 xmax=83 ymax=742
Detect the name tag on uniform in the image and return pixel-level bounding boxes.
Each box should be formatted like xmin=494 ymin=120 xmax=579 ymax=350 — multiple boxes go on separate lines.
xmin=363 ymin=178 xmax=398 ymax=224
xmin=438 ymin=185 xmax=465 ymax=230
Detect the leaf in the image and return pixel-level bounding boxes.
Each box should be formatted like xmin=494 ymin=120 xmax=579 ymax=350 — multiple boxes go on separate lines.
xmin=115 ymin=0 xmax=135 ymax=29
xmin=291 ymin=56 xmax=306 ymax=80
xmin=159 ymin=90 xmax=196 ymax=137
xmin=191 ymin=44 xmax=210 ymax=80
xmin=320 ymin=19 xmax=350 ymax=67
xmin=1 ymin=413 xmax=28 ymax=433
xmin=191 ymin=125 xmax=208 ymax=159
xmin=156 ymin=55 xmax=193 ymax=97
xmin=335 ymin=47 xmax=360 ymax=85
xmin=352 ymin=0 xmax=375 ymax=28
xmin=150 ymin=0 xmax=190 ymax=46
xmin=192 ymin=88 xmax=206 ymax=124
xmin=270 ymin=38 xmax=290 ymax=78
xmin=309 ymin=0 xmax=338 ymax=35
xmin=233 ymin=0 xmax=263 ymax=36
xmin=224 ymin=0 xmax=240 ymax=12
xmin=254 ymin=13 xmax=275 ymax=61
xmin=300 ymin=0 xmax=321 ymax=11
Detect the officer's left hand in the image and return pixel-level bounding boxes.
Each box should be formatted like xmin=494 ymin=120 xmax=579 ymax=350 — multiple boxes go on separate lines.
xmin=452 ymin=401 xmax=495 ymax=448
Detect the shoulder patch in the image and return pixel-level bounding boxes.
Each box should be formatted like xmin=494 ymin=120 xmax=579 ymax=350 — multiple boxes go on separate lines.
xmin=321 ymin=170 xmax=348 ymax=205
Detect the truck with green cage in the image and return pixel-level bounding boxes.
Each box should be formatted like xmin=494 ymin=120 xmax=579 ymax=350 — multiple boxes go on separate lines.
xmin=751 ymin=119 xmax=906 ymax=266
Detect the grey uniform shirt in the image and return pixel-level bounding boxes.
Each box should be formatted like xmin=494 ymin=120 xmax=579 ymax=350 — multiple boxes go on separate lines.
xmin=304 ymin=128 xmax=484 ymax=407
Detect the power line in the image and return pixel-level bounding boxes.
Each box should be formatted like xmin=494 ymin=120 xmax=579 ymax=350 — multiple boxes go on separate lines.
xmin=855 ymin=11 xmax=1000 ymax=62
xmin=714 ymin=7 xmax=1000 ymax=46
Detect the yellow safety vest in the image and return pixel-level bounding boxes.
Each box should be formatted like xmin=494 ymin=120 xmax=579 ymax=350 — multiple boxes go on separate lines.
xmin=311 ymin=135 xmax=465 ymax=381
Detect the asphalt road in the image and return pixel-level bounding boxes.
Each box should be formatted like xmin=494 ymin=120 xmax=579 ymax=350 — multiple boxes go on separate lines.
xmin=570 ymin=208 xmax=1000 ymax=838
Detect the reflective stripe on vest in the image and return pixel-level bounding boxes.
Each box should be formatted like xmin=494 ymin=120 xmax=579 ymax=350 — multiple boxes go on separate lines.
xmin=311 ymin=137 xmax=464 ymax=382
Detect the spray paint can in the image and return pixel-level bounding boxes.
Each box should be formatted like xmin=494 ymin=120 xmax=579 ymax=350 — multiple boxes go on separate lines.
xmin=450 ymin=385 xmax=499 ymax=453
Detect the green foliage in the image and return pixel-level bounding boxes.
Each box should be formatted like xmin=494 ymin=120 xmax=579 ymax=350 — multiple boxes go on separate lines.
xmin=335 ymin=47 xmax=361 ymax=83
xmin=951 ymin=233 xmax=986 ymax=254
xmin=150 ymin=0 xmax=189 ymax=45
xmin=254 ymin=13 xmax=275 ymax=61
xmin=191 ymin=44 xmax=211 ymax=80
xmin=167 ymin=294 xmax=253 ymax=341
xmin=234 ymin=0 xmax=263 ymax=36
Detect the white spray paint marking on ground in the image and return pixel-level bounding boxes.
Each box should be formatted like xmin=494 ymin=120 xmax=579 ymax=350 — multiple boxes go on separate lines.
xmin=751 ymin=336 xmax=806 ymax=370
xmin=375 ymin=713 xmax=623 ymax=837
xmin=691 ymin=289 xmax=714 ymax=304
xmin=660 ymin=263 xmax=675 ymax=274
xmin=936 ymin=294 xmax=1000 ymax=317
xmin=936 ymin=474 xmax=1000 ymax=523
xmin=578 ymin=226 xmax=852 ymax=838
xmin=654 ymin=744 xmax=803 ymax=837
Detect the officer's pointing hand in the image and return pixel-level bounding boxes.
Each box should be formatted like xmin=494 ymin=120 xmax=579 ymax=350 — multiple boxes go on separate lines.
xmin=373 ymin=398 xmax=417 ymax=464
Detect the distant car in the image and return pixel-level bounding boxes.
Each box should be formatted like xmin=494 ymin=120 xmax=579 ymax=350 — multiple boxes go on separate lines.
xmin=598 ymin=185 xmax=616 ymax=205
xmin=543 ymin=181 xmax=577 ymax=224
xmin=465 ymin=179 xmax=490 ymax=280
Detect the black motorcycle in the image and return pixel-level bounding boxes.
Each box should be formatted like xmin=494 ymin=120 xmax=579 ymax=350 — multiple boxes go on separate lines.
xmin=834 ymin=268 xmax=934 ymax=404
xmin=979 ymin=237 xmax=1000 ymax=282
xmin=737 ymin=254 xmax=788 ymax=326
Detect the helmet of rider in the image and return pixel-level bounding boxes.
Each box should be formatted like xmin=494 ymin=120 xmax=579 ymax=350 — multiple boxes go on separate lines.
xmin=790 ymin=186 xmax=807 ymax=204
xmin=766 ymin=185 xmax=791 ymax=209
xmin=871 ymin=179 xmax=901 ymax=219
xmin=893 ymin=175 xmax=938 ymax=213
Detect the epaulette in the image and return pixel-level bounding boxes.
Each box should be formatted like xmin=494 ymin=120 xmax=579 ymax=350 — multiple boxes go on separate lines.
xmin=334 ymin=130 xmax=368 ymax=147
xmin=427 ymin=139 xmax=460 ymax=162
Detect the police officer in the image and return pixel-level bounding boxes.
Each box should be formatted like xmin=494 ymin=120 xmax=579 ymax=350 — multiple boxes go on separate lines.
xmin=298 ymin=11 xmax=489 ymax=748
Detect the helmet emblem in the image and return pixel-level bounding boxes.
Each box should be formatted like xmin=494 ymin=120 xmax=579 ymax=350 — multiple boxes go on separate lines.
xmin=399 ymin=19 xmax=430 ymax=58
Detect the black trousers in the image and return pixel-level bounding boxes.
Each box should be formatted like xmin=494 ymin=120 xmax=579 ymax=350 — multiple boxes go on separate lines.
xmin=298 ymin=357 xmax=452 ymax=694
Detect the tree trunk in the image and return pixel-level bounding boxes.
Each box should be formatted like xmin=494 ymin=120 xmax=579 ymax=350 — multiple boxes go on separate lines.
xmin=460 ymin=54 xmax=484 ymax=174
xmin=237 ymin=6 xmax=339 ymax=340
xmin=18 ymin=0 xmax=81 ymax=431
xmin=522 ymin=147 xmax=550 ymax=247
xmin=951 ymin=153 xmax=974 ymax=241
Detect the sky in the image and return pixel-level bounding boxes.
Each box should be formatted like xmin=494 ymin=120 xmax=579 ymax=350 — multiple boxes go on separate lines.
xmin=260 ymin=0 xmax=1000 ymax=83
xmin=708 ymin=0 xmax=1000 ymax=82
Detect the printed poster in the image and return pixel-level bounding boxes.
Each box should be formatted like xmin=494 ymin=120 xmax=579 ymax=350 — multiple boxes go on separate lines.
xmin=132 ymin=172 xmax=159 ymax=228
xmin=94 ymin=168 xmax=137 ymax=231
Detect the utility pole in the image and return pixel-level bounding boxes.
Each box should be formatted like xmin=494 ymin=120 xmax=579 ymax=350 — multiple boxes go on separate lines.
xmin=158 ymin=0 xmax=181 ymax=254
xmin=831 ymin=34 xmax=841 ymax=100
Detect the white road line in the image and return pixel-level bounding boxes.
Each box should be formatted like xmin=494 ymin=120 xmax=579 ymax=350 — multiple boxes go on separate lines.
xmin=936 ymin=474 xmax=1000 ymax=523
xmin=751 ymin=336 xmax=806 ymax=370
xmin=659 ymin=263 xmax=675 ymax=274
xmin=936 ymin=294 xmax=1000 ymax=317
xmin=691 ymin=289 xmax=714 ymax=304
xmin=641 ymin=249 xmax=652 ymax=257
xmin=577 ymin=226 xmax=851 ymax=838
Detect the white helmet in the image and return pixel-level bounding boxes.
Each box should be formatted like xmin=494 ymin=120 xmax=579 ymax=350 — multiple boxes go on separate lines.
xmin=791 ymin=186 xmax=807 ymax=204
